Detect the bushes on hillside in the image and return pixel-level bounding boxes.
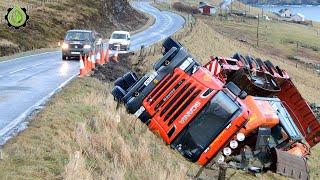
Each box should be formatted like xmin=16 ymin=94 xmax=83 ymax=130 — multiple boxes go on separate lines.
xmin=172 ymin=2 xmax=200 ymax=14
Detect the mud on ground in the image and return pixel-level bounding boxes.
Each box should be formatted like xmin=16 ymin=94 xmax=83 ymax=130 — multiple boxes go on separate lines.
xmin=91 ymin=54 xmax=145 ymax=82
xmin=310 ymin=103 xmax=320 ymax=121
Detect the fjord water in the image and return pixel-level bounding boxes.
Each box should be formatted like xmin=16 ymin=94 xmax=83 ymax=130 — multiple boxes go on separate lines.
xmin=258 ymin=5 xmax=320 ymax=22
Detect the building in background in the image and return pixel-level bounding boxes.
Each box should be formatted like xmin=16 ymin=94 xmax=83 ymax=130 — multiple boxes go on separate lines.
xmin=291 ymin=13 xmax=305 ymax=22
xmin=198 ymin=2 xmax=216 ymax=15
xmin=278 ymin=8 xmax=292 ymax=18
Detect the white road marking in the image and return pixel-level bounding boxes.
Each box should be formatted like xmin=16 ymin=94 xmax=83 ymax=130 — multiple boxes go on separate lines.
xmin=0 ymin=73 xmax=77 ymax=142
xmin=0 ymin=51 xmax=59 ymax=64
xmin=9 ymin=62 xmax=47 ymax=74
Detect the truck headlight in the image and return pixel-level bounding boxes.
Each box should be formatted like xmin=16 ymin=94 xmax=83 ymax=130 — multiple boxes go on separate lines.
xmin=84 ymin=45 xmax=91 ymax=49
xmin=236 ymin=133 xmax=245 ymax=142
xmin=223 ymin=147 xmax=232 ymax=156
xmin=62 ymin=43 xmax=69 ymax=50
xmin=230 ymin=140 xmax=238 ymax=149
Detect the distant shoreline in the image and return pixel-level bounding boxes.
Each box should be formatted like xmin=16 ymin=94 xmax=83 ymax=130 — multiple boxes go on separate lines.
xmin=252 ymin=4 xmax=320 ymax=6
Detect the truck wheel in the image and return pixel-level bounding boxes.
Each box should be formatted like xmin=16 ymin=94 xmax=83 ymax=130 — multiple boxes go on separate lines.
xmin=114 ymin=77 xmax=128 ymax=91
xmin=264 ymin=60 xmax=276 ymax=75
xmin=114 ymin=72 xmax=138 ymax=91
xmin=139 ymin=111 xmax=151 ymax=124
xmin=123 ymin=72 xmax=138 ymax=88
xmin=162 ymin=37 xmax=182 ymax=54
xmin=112 ymin=86 xmax=126 ymax=102
xmin=233 ymin=53 xmax=249 ymax=68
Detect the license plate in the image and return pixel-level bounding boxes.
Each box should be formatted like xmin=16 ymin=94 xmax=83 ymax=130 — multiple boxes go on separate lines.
xmin=71 ymin=52 xmax=80 ymax=55
xmin=144 ymin=71 xmax=158 ymax=86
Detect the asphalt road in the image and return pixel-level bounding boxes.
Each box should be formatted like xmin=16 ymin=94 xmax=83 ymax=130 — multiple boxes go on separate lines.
xmin=0 ymin=1 xmax=185 ymax=144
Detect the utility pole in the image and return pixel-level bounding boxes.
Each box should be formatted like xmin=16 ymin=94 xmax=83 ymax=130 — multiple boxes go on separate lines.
xmin=257 ymin=14 xmax=260 ymax=47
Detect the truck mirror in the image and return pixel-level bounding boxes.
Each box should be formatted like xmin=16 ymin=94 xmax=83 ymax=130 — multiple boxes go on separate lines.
xmin=239 ymin=91 xmax=248 ymax=99
xmin=225 ymin=82 xmax=241 ymax=96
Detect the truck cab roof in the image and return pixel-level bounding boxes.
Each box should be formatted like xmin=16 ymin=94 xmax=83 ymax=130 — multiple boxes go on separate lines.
xmin=112 ymin=31 xmax=130 ymax=35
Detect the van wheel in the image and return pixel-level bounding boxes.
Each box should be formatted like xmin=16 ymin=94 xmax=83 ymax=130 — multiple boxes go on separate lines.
xmin=62 ymin=55 xmax=67 ymax=60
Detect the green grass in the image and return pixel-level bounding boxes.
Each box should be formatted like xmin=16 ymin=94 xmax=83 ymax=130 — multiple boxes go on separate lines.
xmin=0 ymin=0 xmax=147 ymax=57
xmin=0 ymin=2 xmax=319 ymax=180
xmin=201 ymin=15 xmax=320 ymax=64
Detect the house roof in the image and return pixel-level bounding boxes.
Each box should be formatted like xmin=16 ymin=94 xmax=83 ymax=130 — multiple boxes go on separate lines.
xmin=294 ymin=13 xmax=305 ymax=18
xmin=279 ymin=8 xmax=291 ymax=14
xmin=198 ymin=3 xmax=215 ymax=8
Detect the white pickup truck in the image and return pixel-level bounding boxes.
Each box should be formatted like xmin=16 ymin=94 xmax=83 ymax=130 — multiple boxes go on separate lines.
xmin=108 ymin=31 xmax=131 ymax=51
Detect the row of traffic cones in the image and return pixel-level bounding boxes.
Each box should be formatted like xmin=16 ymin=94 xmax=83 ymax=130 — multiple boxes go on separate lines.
xmin=79 ymin=48 xmax=111 ymax=77
xmin=79 ymin=45 xmax=122 ymax=77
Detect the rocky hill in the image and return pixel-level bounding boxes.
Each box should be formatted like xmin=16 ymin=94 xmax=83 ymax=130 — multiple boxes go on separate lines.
xmin=0 ymin=0 xmax=148 ymax=56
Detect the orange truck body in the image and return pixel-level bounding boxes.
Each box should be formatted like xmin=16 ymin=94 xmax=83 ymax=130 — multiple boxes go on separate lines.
xmin=112 ymin=38 xmax=319 ymax=178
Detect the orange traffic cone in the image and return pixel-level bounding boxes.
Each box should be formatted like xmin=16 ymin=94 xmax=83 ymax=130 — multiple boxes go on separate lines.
xmin=84 ymin=55 xmax=89 ymax=72
xmin=91 ymin=53 xmax=96 ymax=69
xmin=105 ymin=49 xmax=110 ymax=62
xmin=96 ymin=51 xmax=101 ymax=64
xmin=79 ymin=55 xmax=86 ymax=76
xmin=100 ymin=49 xmax=105 ymax=64
xmin=87 ymin=54 xmax=92 ymax=71
xmin=113 ymin=45 xmax=119 ymax=62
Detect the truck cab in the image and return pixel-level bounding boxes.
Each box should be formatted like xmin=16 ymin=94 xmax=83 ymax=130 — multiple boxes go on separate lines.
xmin=112 ymin=38 xmax=249 ymax=164
xmin=108 ymin=31 xmax=131 ymax=51
xmin=112 ymin=38 xmax=318 ymax=178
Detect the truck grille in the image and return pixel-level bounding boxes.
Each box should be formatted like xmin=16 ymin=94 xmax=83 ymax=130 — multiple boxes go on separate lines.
xmin=144 ymin=70 xmax=202 ymax=127
xmin=70 ymin=44 xmax=83 ymax=49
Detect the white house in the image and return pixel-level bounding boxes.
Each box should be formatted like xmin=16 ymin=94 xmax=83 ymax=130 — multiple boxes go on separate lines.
xmin=291 ymin=13 xmax=305 ymax=22
xmin=278 ymin=8 xmax=292 ymax=18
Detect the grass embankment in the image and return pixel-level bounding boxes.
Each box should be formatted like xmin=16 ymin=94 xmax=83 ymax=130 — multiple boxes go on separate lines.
xmin=0 ymin=0 xmax=147 ymax=57
xmin=0 ymin=6 xmax=319 ymax=180
xmin=203 ymin=15 xmax=320 ymax=65
xmin=0 ymin=77 xmax=198 ymax=179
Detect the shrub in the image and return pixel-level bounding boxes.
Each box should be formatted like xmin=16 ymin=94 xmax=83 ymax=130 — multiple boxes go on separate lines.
xmin=172 ymin=2 xmax=200 ymax=14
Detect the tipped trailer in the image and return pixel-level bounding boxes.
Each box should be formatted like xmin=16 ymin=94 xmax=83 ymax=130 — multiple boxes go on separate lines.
xmin=112 ymin=38 xmax=320 ymax=179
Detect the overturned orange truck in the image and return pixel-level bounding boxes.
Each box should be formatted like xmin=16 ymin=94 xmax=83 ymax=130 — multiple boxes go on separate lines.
xmin=112 ymin=38 xmax=320 ymax=179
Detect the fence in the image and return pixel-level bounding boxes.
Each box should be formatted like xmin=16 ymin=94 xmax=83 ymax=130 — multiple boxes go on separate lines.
xmin=136 ymin=14 xmax=197 ymax=62
xmin=281 ymin=39 xmax=320 ymax=52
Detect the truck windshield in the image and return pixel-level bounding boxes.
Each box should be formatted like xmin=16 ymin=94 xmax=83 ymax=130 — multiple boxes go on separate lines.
xmin=112 ymin=33 xmax=127 ymax=40
xmin=65 ymin=32 xmax=91 ymax=41
xmin=172 ymin=91 xmax=240 ymax=162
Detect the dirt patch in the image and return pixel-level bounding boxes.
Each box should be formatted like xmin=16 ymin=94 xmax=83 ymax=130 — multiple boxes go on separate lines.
xmin=91 ymin=54 xmax=133 ymax=82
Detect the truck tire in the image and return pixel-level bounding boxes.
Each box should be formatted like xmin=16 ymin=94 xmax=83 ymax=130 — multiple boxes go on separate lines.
xmin=125 ymin=97 xmax=142 ymax=114
xmin=123 ymin=72 xmax=138 ymax=88
xmin=245 ymin=55 xmax=260 ymax=70
xmin=154 ymin=47 xmax=178 ymax=71
xmin=233 ymin=53 xmax=249 ymax=68
xmin=112 ymin=86 xmax=127 ymax=102
xmin=156 ymin=48 xmax=189 ymax=73
xmin=264 ymin=60 xmax=276 ymax=75
xmin=114 ymin=77 xmax=127 ymax=91
xmin=162 ymin=37 xmax=182 ymax=54
xmin=114 ymin=72 xmax=138 ymax=91
xmin=139 ymin=111 xmax=152 ymax=124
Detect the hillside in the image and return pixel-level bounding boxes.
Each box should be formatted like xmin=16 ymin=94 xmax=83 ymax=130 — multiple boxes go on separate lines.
xmin=0 ymin=12 xmax=319 ymax=179
xmin=0 ymin=0 xmax=148 ymax=57
xmin=239 ymin=0 xmax=320 ymax=5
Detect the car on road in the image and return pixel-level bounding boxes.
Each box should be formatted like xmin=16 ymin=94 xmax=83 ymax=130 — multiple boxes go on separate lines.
xmin=108 ymin=31 xmax=131 ymax=51
xmin=61 ymin=30 xmax=99 ymax=60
